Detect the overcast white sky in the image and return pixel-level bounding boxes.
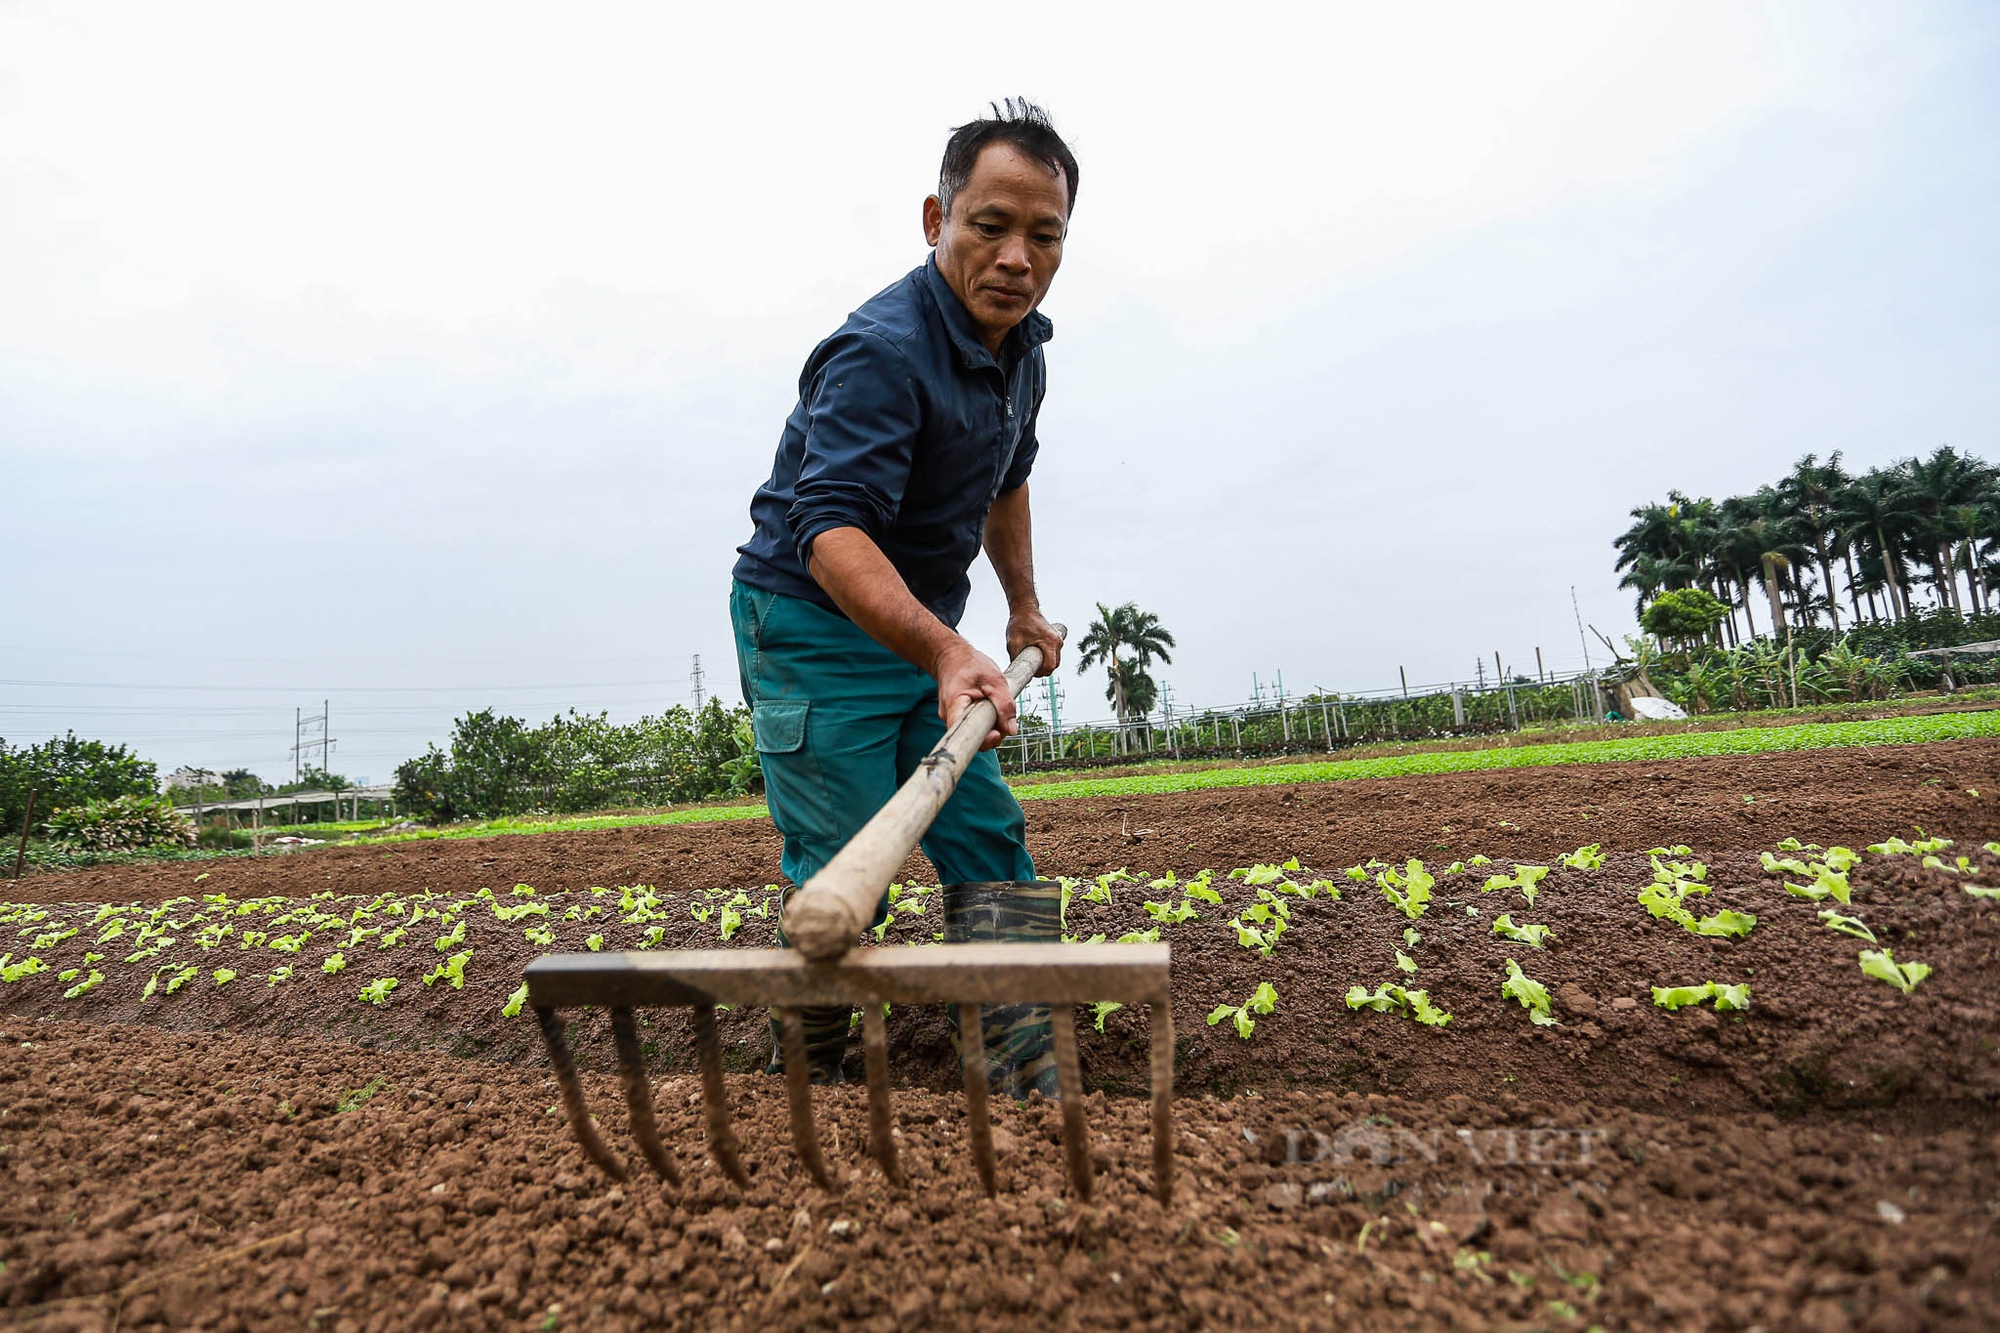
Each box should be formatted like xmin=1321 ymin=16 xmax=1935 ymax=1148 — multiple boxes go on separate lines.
xmin=3 ymin=1 xmax=1996 ymax=783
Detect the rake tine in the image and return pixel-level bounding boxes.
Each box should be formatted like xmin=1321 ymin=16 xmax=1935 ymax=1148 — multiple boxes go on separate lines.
xmin=958 ymin=1002 xmax=998 ymax=1197
xmin=609 ymin=1007 xmax=681 ymax=1187
xmin=690 ymin=1004 xmax=749 ymax=1187
xmin=1049 ymin=1006 xmax=1094 ymax=1203
xmin=859 ymin=1003 xmax=905 ymax=1187
xmin=774 ymin=1007 xmax=836 ymax=1190
xmin=534 ymin=1006 xmax=628 ymax=1183
xmin=1149 ymin=1001 xmax=1175 ymax=1204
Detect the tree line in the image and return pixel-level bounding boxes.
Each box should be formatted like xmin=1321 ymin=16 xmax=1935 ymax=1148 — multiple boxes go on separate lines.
xmin=1615 ymin=445 xmax=1998 ymax=642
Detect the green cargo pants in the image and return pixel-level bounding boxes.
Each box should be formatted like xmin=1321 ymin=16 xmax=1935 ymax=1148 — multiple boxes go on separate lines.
xmin=730 ymin=580 xmax=1037 ymax=1079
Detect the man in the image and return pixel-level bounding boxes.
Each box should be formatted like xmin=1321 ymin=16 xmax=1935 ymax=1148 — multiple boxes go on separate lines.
xmin=730 ymin=99 xmax=1077 ymax=1088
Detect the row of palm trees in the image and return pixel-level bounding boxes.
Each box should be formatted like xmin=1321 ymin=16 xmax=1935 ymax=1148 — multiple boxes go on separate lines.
xmin=1614 ymin=446 xmax=1999 ymax=642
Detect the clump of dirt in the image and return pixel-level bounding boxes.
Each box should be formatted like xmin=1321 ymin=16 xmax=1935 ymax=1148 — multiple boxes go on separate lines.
xmin=2 ymin=1022 xmax=1993 ymax=1331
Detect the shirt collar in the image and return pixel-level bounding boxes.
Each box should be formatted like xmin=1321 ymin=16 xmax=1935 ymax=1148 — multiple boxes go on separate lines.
xmin=923 ymin=254 xmax=1054 ymax=371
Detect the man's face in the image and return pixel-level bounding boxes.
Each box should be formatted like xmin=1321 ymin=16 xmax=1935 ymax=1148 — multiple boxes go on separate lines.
xmin=924 ymin=142 xmax=1068 ymax=350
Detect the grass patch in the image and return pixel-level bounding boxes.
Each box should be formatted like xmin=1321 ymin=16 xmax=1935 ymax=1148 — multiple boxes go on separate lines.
xmin=1008 ymin=709 xmax=2000 ymax=802
xmin=335 ymin=1076 xmax=389 ymax=1113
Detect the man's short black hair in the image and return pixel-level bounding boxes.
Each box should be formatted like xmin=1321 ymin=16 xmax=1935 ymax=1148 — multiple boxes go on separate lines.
xmin=937 ymin=98 xmax=1079 ymax=220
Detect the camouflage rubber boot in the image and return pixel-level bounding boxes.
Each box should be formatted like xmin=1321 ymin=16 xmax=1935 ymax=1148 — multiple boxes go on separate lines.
xmin=943 ymin=880 xmax=1062 ymax=1100
xmin=765 ymin=894 xmax=853 ymax=1084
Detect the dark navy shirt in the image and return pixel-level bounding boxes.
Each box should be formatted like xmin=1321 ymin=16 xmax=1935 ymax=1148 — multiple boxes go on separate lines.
xmin=731 ymin=255 xmax=1051 ymax=630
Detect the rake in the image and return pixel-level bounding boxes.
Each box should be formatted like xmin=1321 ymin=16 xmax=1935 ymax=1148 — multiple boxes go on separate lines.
xmin=524 ymin=629 xmax=1174 ymax=1203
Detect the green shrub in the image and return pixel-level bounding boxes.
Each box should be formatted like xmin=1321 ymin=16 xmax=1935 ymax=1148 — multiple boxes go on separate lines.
xmin=0 ymin=733 xmax=159 ymax=837
xmin=45 ymin=794 xmax=196 ymax=852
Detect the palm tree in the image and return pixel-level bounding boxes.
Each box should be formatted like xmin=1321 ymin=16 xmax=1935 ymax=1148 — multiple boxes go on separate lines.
xmin=1779 ymin=452 xmax=1850 ymax=631
xmin=1718 ymin=490 xmax=1810 ymax=637
xmin=1834 ymin=471 xmax=1914 ymax=621
xmin=1902 ymin=447 xmax=1994 ymax=612
xmin=1074 ymin=602 xmax=1176 ymax=753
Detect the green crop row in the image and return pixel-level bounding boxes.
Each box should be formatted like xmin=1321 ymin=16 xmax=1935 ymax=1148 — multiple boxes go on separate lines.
xmin=1009 ymin=709 xmax=2000 ymax=803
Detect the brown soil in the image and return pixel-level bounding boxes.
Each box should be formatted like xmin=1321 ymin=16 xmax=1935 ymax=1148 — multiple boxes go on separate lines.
xmin=17 ymin=738 xmax=1999 ymax=908
xmin=5 ymin=742 xmax=2000 ymax=1329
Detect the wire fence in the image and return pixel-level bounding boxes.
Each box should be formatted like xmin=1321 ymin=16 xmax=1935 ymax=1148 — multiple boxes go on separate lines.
xmin=997 ymin=668 xmax=1620 ymax=772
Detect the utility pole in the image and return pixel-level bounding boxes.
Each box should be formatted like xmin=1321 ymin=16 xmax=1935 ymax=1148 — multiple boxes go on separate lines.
xmin=294 ymin=708 xmax=301 ymax=784
xmin=1573 ymin=586 xmax=1593 ymax=672
xmin=1536 ymin=647 xmax=1546 ymax=684
xmin=691 ymin=654 xmax=705 ymax=710
xmin=1043 ymin=675 xmax=1063 ymax=746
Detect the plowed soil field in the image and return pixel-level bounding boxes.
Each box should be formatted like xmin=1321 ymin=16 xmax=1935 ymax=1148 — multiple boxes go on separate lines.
xmin=4 ymin=740 xmax=1999 ymax=1331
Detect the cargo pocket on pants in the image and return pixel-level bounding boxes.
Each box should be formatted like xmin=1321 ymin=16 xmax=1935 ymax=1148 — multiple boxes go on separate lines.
xmin=751 ymin=699 xmax=810 ymax=754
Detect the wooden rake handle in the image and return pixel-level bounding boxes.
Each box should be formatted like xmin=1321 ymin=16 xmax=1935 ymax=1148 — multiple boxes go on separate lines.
xmin=781 ymin=625 xmax=1065 ymax=962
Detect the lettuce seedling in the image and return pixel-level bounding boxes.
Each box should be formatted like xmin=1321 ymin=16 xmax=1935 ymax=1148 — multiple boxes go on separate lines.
xmin=213 ymin=968 xmax=238 ymax=987
xmin=377 ymin=926 xmax=409 ymax=949
xmin=1781 ymin=866 xmax=1851 ymax=904
xmin=1559 ymin=844 xmax=1605 ymax=871
xmin=1403 ymin=927 xmax=1421 ymax=948
xmin=1817 ymin=910 xmax=1875 ymax=942
xmin=1206 ymin=981 xmax=1278 ymax=1039
xmin=1491 ymin=914 xmax=1551 ymax=948
xmin=1092 ymin=1000 xmax=1124 ymax=1032
xmin=1483 ymin=865 xmax=1550 ymax=905
xmin=1965 ymin=884 xmax=2000 ymax=901
xmin=434 ymin=919 xmax=467 ymax=951
xmin=1141 ymin=898 xmax=1199 ymax=924
xmin=523 ymin=926 xmax=555 ymax=946
xmin=1227 ymin=916 xmax=1286 ymax=956
xmin=424 ymin=950 xmax=473 ymax=988
xmin=1651 ymin=982 xmax=1714 ymax=1010
xmin=1061 ymin=932 xmax=1109 ymax=946
xmin=1712 ymin=983 xmax=1751 ymax=1011
xmin=1858 ymin=948 xmax=1931 ymax=995
xmin=267 ymin=965 xmax=293 ymax=986
xmin=502 ymin=982 xmax=530 ymax=1017
xmin=1345 ymin=982 xmax=1452 ymax=1026
xmin=1652 ymin=981 xmax=1751 ymax=1011
xmin=1342 ymin=864 xmax=1369 ymax=883
xmin=719 ymin=906 xmax=744 ymax=941
xmin=641 ymin=925 xmax=666 ymax=948
xmin=62 ymin=969 xmax=105 ymax=1000
xmin=1500 ymin=958 xmax=1556 ymax=1026
xmin=1693 ymin=909 xmax=1757 ymax=939
xmin=1117 ymin=926 xmax=1162 ymax=945
xmin=1869 ymin=836 xmax=1950 ymax=856
xmin=585 ymin=933 xmax=605 ymax=952
xmin=0 ymin=955 xmax=47 ymax=983
xmin=164 ymin=964 xmax=200 ymax=994
xmin=1395 ymin=949 xmax=1417 ymax=975
xmin=1377 ymin=860 xmax=1434 ymax=920
xmin=1085 ymin=868 xmax=1140 ymax=905
xmin=268 ymin=934 xmax=307 ymax=954
xmin=359 ymin=977 xmax=399 ymax=1005
xmin=323 ymin=952 xmax=348 ymax=975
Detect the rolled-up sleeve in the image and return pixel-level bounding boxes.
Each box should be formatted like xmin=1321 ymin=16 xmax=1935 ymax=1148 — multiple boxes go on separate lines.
xmin=786 ymin=332 xmax=923 ymax=568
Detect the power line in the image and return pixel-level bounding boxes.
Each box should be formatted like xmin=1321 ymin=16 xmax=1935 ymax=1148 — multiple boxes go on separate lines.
xmin=0 ymin=677 xmax=687 ymax=694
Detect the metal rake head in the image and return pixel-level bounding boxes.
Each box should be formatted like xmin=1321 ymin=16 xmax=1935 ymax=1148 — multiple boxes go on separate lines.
xmin=524 ymin=942 xmax=1174 ymax=1204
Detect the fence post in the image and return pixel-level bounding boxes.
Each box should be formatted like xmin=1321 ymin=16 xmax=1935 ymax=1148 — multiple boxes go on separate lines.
xmin=1320 ymin=701 xmax=1333 ymax=751
xmin=1451 ymin=689 xmax=1465 ymax=728
xmin=12 ymin=788 xmax=35 ymax=880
